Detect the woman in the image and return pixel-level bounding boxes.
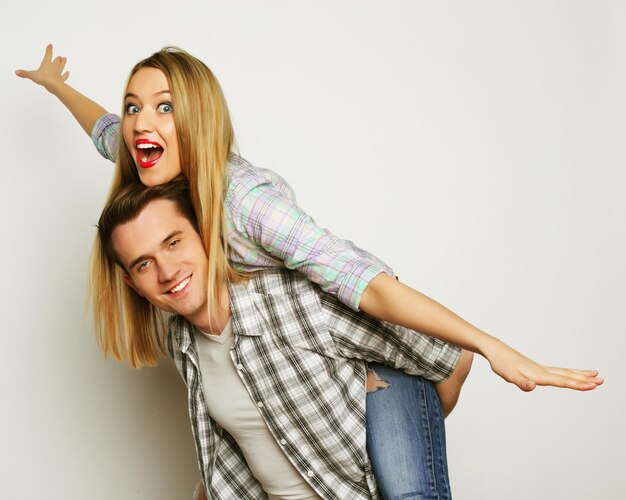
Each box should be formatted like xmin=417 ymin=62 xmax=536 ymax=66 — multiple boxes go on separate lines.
xmin=16 ymin=45 xmax=601 ymax=499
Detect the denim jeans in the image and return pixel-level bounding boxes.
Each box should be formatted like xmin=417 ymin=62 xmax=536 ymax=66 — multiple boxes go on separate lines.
xmin=365 ymin=363 xmax=451 ymax=500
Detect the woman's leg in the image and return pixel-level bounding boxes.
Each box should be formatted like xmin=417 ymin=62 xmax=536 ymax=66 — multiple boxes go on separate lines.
xmin=366 ymin=363 xmax=451 ymax=500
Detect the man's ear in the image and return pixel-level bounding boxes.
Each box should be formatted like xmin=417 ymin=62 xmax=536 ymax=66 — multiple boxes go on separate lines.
xmin=123 ymin=274 xmax=143 ymax=297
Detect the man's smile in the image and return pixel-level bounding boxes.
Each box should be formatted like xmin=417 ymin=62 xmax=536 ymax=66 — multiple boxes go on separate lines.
xmin=167 ymin=275 xmax=192 ymax=295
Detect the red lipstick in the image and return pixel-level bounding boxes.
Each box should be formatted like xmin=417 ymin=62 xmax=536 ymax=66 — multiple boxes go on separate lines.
xmin=135 ymin=139 xmax=164 ymax=169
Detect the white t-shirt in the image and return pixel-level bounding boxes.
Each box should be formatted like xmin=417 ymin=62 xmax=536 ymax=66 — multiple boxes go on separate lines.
xmin=195 ymin=321 xmax=320 ymax=500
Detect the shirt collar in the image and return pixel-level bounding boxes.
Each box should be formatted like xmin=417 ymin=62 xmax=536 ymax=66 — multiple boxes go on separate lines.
xmin=169 ymin=279 xmax=265 ymax=355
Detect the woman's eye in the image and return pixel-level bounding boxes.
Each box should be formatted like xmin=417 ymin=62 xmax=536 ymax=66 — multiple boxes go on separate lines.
xmin=158 ymin=102 xmax=173 ymax=113
xmin=169 ymin=239 xmax=180 ymax=249
xmin=126 ymin=104 xmax=140 ymax=115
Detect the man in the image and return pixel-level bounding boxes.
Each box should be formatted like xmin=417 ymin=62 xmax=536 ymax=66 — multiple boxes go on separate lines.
xmin=96 ymin=179 xmax=600 ymax=499
xmin=96 ymin=178 xmax=470 ymax=499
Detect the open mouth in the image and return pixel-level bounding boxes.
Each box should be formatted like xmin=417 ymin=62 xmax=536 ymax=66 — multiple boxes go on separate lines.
xmin=167 ymin=275 xmax=191 ymax=295
xmin=136 ymin=140 xmax=164 ymax=169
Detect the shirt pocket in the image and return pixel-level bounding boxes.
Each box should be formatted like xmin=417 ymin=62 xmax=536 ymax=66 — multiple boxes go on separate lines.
xmin=249 ymin=289 xmax=342 ymax=360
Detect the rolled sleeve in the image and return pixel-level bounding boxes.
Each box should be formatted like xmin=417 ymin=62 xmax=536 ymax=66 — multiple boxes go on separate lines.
xmin=337 ymin=257 xmax=389 ymax=311
xmin=91 ymin=113 xmax=120 ymax=162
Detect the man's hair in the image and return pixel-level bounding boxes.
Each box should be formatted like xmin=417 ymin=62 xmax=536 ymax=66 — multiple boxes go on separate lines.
xmin=90 ymin=178 xmax=198 ymax=367
xmin=105 ymin=47 xmax=245 ymax=362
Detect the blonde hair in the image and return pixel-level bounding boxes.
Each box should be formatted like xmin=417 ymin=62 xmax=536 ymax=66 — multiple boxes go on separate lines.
xmin=91 ymin=47 xmax=245 ymax=367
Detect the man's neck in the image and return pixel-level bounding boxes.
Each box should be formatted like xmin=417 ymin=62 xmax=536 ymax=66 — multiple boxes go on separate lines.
xmin=188 ymin=286 xmax=231 ymax=335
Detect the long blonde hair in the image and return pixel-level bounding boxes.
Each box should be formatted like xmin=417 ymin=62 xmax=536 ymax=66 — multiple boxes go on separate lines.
xmin=91 ymin=179 xmax=200 ymax=367
xmin=91 ymin=47 xmax=245 ymax=367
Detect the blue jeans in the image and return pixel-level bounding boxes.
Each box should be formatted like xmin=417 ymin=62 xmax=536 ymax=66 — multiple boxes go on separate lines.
xmin=365 ymin=363 xmax=451 ymax=500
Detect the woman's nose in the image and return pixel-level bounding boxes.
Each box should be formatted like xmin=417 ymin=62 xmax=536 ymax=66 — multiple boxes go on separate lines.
xmin=134 ymin=109 xmax=155 ymax=133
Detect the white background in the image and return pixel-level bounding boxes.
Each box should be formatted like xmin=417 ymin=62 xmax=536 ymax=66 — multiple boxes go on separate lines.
xmin=1 ymin=1 xmax=624 ymax=499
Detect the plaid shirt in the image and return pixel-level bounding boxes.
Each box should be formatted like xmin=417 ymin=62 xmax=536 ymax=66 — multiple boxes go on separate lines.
xmin=168 ymin=269 xmax=460 ymax=499
xmin=93 ymin=114 xmax=392 ymax=310
xmin=94 ymin=114 xmax=461 ymax=497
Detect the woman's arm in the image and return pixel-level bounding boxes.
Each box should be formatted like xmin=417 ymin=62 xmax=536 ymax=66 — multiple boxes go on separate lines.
xmin=227 ymin=169 xmax=467 ymax=386
xmin=15 ymin=44 xmax=108 ymax=137
xmin=359 ymin=273 xmax=603 ymax=391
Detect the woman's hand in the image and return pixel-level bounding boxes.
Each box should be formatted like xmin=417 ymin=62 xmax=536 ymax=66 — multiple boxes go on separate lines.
xmin=15 ymin=44 xmax=69 ymax=94
xmin=15 ymin=44 xmax=107 ymax=137
xmin=361 ymin=273 xmax=603 ymax=392
xmin=481 ymin=336 xmax=603 ymax=391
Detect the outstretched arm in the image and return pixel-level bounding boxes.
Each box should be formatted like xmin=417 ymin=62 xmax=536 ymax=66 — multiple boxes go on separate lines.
xmin=360 ymin=273 xmax=603 ymax=392
xmin=16 ymin=44 xmax=108 ymax=137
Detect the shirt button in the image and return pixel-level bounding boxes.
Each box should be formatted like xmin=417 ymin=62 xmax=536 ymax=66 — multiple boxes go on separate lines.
xmin=279 ymin=439 xmax=287 ymax=445
xmin=307 ymin=470 xmax=314 ymax=477
xmin=236 ymin=364 xmax=244 ymax=370
xmin=257 ymin=401 xmax=264 ymax=408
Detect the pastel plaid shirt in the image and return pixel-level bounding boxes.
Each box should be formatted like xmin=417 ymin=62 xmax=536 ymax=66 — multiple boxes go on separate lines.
xmin=93 ymin=114 xmax=392 ymax=310
xmin=169 ymin=269 xmax=460 ymax=499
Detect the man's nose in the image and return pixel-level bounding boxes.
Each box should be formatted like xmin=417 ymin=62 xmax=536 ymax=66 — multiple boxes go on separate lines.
xmin=158 ymin=260 xmax=178 ymax=283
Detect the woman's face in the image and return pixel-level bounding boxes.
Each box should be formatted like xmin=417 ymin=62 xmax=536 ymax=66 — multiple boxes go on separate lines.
xmin=122 ymin=67 xmax=181 ymax=186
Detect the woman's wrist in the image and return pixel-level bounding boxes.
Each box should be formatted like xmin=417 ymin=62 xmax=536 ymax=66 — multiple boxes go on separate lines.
xmin=46 ymin=79 xmax=68 ymax=96
xmin=472 ymin=331 xmax=502 ymax=360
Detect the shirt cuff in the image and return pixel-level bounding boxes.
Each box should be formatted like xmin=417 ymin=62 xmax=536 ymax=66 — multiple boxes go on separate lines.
xmin=338 ymin=259 xmax=393 ymax=311
xmin=91 ymin=113 xmax=120 ymax=162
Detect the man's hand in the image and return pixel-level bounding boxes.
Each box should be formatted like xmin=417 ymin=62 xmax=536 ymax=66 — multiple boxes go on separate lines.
xmin=436 ymin=349 xmax=473 ymax=417
xmin=15 ymin=44 xmax=69 ymax=94
xmin=194 ymin=482 xmax=207 ymax=500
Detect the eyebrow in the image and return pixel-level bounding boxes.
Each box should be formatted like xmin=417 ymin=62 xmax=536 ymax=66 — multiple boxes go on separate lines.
xmin=127 ymin=230 xmax=183 ymax=270
xmin=124 ymin=90 xmax=171 ymax=100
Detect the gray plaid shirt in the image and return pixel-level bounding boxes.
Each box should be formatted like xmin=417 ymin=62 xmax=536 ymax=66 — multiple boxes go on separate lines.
xmin=168 ymin=269 xmax=460 ymax=499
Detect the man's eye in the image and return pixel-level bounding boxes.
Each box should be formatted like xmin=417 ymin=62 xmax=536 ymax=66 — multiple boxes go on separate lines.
xmin=169 ymin=239 xmax=180 ymax=249
xmin=158 ymin=102 xmax=172 ymax=113
xmin=126 ymin=104 xmax=140 ymax=115
xmin=137 ymin=261 xmax=150 ymax=272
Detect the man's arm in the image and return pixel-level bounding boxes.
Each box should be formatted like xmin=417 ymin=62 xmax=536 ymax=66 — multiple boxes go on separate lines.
xmin=359 ymin=273 xmax=602 ymax=392
xmin=15 ymin=44 xmax=108 ymax=137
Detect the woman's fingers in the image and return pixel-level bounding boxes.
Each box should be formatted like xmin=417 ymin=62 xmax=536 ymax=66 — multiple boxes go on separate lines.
xmin=58 ymin=57 xmax=70 ymax=82
xmin=15 ymin=45 xmax=51 ymax=81
xmin=545 ymin=366 xmax=599 ymax=378
xmin=15 ymin=44 xmax=69 ymax=90
xmin=525 ymin=366 xmax=603 ymax=391
xmin=488 ymin=342 xmax=603 ymax=392
xmin=44 ymin=43 xmax=53 ymax=62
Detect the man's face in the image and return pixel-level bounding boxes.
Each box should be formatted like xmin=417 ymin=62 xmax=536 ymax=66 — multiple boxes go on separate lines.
xmin=111 ymin=199 xmax=209 ymax=329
